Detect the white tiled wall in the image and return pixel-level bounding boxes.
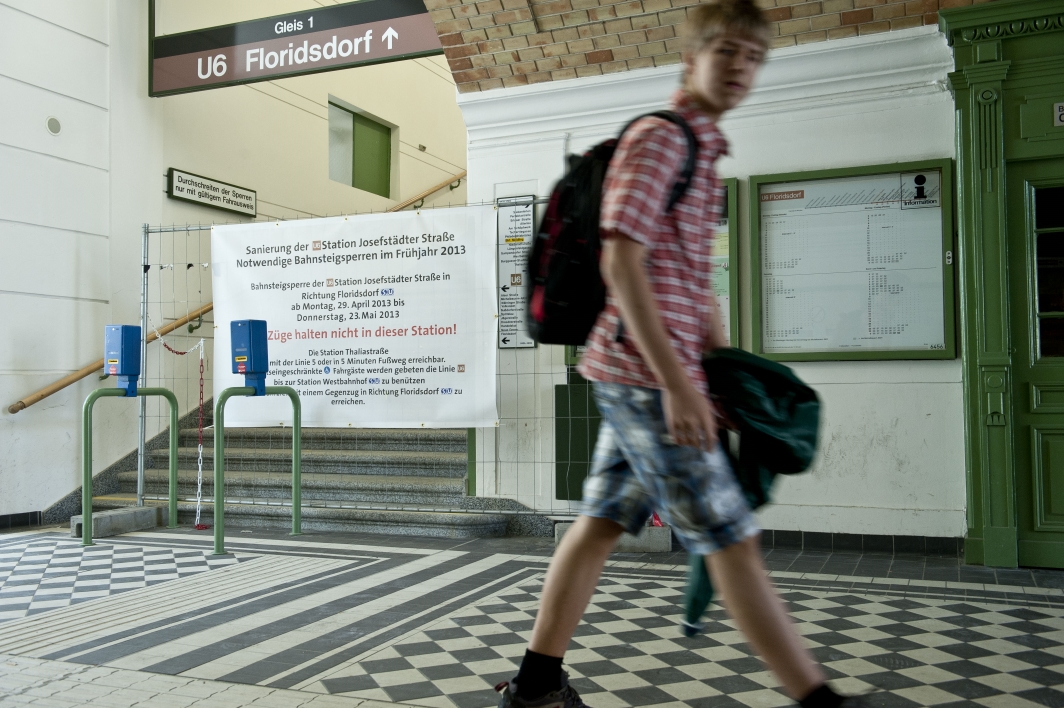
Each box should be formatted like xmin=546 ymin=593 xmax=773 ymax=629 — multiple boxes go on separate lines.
xmin=478 ymin=342 xmax=576 ymax=514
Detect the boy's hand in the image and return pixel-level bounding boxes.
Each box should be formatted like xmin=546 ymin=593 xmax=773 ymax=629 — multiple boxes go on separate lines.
xmin=663 ymin=382 xmax=718 ymax=450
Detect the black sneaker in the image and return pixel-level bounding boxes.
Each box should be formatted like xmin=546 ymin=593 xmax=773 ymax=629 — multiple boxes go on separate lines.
xmin=495 ymin=672 xmax=588 ymax=708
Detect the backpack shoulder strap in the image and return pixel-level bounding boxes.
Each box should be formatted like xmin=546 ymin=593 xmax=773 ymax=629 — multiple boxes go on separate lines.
xmin=617 ymin=110 xmax=698 ymax=212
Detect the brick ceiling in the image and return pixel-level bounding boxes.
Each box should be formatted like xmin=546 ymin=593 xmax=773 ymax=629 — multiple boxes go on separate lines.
xmin=425 ymin=0 xmax=988 ymax=94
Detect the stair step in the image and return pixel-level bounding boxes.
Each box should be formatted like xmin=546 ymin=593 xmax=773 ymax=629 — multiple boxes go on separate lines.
xmin=103 ymin=424 xmax=548 ymax=539
xmin=179 ymin=427 xmax=468 ymax=452
xmin=92 ymin=495 xmax=509 ymax=539
xmin=117 ymin=469 xmax=465 ymax=504
xmin=146 ymin=447 xmax=467 ymax=477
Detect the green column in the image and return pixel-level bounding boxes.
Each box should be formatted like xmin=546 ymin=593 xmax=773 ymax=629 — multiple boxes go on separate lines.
xmin=466 ymin=428 xmax=476 ymax=496
xmin=942 ymin=17 xmax=1016 ymax=567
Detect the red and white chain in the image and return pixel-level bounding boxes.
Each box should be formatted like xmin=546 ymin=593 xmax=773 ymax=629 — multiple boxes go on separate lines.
xmin=194 ymin=345 xmax=206 ymax=528
xmin=147 ymin=316 xmax=208 ymax=528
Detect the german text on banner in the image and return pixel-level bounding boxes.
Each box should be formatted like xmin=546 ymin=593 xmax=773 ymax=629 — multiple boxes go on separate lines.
xmin=211 ymin=206 xmax=499 ymax=427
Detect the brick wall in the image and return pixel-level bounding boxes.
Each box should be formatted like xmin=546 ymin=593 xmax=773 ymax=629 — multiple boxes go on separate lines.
xmin=426 ymin=0 xmax=992 ymax=94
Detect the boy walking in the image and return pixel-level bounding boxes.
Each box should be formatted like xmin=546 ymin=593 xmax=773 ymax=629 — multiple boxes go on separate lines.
xmin=498 ymin=2 xmax=867 ymax=707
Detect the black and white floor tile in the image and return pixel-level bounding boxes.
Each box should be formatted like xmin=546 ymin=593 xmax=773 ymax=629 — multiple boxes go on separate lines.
xmin=0 ymin=528 xmax=1062 ymax=708
xmin=311 ymin=574 xmax=1064 ymax=708
xmin=0 ymin=535 xmax=246 ymax=621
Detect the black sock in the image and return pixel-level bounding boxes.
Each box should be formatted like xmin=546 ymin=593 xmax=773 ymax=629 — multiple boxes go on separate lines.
xmin=799 ymin=684 xmax=844 ymax=708
xmin=514 ymin=649 xmax=564 ymax=699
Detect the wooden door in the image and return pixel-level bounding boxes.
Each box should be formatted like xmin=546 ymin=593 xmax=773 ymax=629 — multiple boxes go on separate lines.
xmin=1008 ymin=158 xmax=1064 ymax=568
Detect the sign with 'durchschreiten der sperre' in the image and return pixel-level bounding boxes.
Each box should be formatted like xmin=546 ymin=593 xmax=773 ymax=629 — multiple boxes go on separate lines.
xmin=211 ymin=207 xmax=499 ymax=428
xmin=168 ymin=169 xmax=256 ymax=217
xmin=150 ymin=0 xmax=442 ymax=96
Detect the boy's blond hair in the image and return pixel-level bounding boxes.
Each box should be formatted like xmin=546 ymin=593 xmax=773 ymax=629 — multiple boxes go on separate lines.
xmin=681 ymin=0 xmax=771 ymax=52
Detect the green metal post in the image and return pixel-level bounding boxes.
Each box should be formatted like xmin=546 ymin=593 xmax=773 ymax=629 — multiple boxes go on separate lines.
xmin=213 ymin=387 xmax=252 ymax=555
xmin=82 ymin=388 xmax=126 ymax=546
xmin=266 ymin=386 xmax=302 ymax=536
xmin=213 ymin=386 xmax=302 ymax=555
xmin=82 ymin=387 xmax=180 ymax=546
xmin=466 ymin=428 xmax=476 ymax=496
xmin=138 ymin=388 xmax=180 ymax=528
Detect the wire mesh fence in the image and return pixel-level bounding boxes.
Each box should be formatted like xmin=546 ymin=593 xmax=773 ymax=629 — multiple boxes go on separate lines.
xmin=139 ymin=224 xmax=215 ymax=519
xmin=141 ymin=223 xmax=214 ymax=419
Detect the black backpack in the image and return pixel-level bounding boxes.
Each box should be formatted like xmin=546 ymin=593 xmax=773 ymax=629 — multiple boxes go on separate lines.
xmin=526 ymin=111 xmax=697 ymax=346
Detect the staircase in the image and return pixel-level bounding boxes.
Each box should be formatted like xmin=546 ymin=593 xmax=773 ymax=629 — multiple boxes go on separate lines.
xmin=91 ymin=414 xmax=549 ymax=538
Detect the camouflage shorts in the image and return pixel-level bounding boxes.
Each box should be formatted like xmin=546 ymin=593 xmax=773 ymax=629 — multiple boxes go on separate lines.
xmin=582 ymin=382 xmax=760 ymax=556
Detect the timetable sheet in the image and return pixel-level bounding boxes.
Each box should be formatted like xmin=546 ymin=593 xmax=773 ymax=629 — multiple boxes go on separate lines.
xmin=759 ymin=170 xmax=946 ymax=354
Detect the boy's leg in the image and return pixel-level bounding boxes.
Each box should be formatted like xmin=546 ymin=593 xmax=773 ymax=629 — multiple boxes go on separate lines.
xmin=502 ymin=409 xmax=651 ymax=705
xmin=586 ymin=385 xmax=840 ymax=704
xmin=528 ymin=515 xmax=624 ymax=656
xmin=706 ymin=535 xmax=825 ymax=700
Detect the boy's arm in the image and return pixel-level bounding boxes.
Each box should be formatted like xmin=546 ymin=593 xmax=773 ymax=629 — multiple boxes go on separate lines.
xmin=601 ymin=233 xmax=717 ymax=450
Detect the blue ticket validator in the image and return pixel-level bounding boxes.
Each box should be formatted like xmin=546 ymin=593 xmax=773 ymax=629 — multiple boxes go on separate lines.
xmin=231 ymin=319 xmax=269 ymax=395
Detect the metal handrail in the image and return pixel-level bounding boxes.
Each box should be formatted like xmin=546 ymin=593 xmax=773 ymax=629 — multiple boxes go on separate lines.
xmin=8 ymin=303 xmax=214 ymax=414
xmin=389 ymin=170 xmax=466 ymax=212
xmin=7 ymin=170 xmax=465 ymax=416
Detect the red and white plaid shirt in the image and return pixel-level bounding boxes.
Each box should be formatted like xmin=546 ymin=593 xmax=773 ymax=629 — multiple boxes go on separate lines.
xmin=578 ymin=89 xmax=728 ymax=392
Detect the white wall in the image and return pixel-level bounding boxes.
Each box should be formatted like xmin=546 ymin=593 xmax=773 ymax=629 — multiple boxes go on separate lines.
xmin=0 ymin=0 xmax=124 ymax=518
xmin=0 ymin=0 xmax=468 ymax=517
xmin=459 ymin=26 xmax=968 ymax=537
xmin=156 ymin=59 xmax=467 ymax=222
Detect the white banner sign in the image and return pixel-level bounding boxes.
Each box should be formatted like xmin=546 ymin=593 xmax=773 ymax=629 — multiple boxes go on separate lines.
xmin=211 ymin=207 xmax=498 ymax=427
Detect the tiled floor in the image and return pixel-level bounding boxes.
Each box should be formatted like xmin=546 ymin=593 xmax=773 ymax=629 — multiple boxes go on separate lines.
xmin=0 ymin=653 xmax=387 ymax=708
xmin=0 ymin=535 xmax=246 ymax=621
xmin=0 ymin=526 xmax=1062 ymax=708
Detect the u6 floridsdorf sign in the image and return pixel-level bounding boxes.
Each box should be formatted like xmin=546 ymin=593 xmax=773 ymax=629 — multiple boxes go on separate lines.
xmin=150 ymin=0 xmax=442 ymax=97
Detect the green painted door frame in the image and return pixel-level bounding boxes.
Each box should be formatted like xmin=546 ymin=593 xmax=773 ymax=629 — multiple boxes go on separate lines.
xmin=940 ymin=0 xmax=1064 ymax=567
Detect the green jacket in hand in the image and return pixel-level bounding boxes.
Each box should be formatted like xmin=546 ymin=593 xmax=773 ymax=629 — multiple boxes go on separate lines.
xmin=683 ymin=348 xmax=820 ymax=635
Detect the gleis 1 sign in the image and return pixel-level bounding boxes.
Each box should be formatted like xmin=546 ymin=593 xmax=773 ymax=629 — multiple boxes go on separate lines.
xmin=150 ymin=0 xmax=441 ymax=97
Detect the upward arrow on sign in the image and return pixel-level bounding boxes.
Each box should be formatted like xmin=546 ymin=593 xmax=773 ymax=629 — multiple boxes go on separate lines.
xmin=383 ymin=27 xmax=399 ymax=49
